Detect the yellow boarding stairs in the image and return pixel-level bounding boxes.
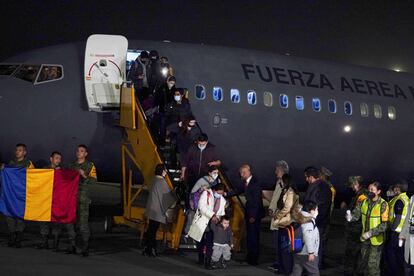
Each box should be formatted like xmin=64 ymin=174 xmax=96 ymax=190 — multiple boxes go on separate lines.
xmin=114 ymin=84 xmax=245 ymax=251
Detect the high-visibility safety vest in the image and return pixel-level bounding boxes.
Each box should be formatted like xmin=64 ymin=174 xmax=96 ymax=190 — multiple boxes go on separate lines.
xmin=361 ymin=198 xmax=388 ymax=245
xmin=389 ymin=192 xmax=410 ymax=233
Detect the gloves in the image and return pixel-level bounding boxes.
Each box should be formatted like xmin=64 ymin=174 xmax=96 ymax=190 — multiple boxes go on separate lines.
xmin=345 ymin=210 xmax=352 ymax=222
xmin=399 ymin=239 xmax=404 ymax=247
xmin=362 ymin=231 xmax=372 ymax=240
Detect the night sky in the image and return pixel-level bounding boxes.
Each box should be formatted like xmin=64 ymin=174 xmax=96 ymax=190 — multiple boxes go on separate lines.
xmin=1 ymin=1 xmax=414 ymax=73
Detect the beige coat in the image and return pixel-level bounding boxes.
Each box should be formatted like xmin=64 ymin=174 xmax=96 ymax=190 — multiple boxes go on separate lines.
xmin=188 ymin=189 xmax=226 ymax=242
xmin=271 ymin=188 xmax=300 ymax=229
xmin=269 ymin=180 xmax=283 ymax=230
xmin=399 ymin=195 xmax=414 ymax=265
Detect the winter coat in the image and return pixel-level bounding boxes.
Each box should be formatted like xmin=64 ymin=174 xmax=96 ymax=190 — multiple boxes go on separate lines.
xmin=188 ymin=189 xmax=226 ymax=242
xmin=304 ymin=179 xmax=332 ymax=228
xmin=297 ymin=211 xmax=320 ymax=256
xmin=144 ymin=176 xmax=177 ymax=224
xmin=271 ymin=188 xmax=300 ymax=229
xmin=399 ymin=195 xmax=414 ymax=265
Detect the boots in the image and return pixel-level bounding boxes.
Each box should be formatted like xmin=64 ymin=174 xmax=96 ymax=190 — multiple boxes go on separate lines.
xmin=81 ymin=240 xmax=89 ymax=257
xmin=15 ymin=232 xmax=23 ymax=248
xmin=65 ymin=240 xmax=76 ymax=254
xmin=52 ymin=234 xmax=59 ymax=252
xmin=7 ymin=232 xmax=16 ymax=247
xmin=221 ymin=259 xmax=227 ymax=269
xmin=35 ymin=235 xmax=48 ymax=249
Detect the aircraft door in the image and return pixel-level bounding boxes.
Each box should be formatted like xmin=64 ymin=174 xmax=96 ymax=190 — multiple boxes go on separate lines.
xmin=84 ymin=34 xmax=128 ymax=112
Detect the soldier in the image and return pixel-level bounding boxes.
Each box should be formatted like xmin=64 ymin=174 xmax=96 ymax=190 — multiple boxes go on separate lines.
xmin=36 ymin=151 xmax=62 ymax=250
xmin=4 ymin=143 xmax=35 ymax=248
xmin=342 ymin=176 xmax=367 ymax=276
xmin=384 ymin=183 xmax=409 ymax=276
xmin=346 ymin=180 xmax=388 ymax=276
xmin=65 ymin=145 xmax=97 ymax=257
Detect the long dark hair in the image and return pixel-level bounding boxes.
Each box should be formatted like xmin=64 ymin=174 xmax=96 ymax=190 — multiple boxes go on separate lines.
xmin=277 ymin=174 xmax=299 ymax=210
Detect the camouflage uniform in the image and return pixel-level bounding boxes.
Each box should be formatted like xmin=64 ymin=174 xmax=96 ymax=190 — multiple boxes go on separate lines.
xmin=66 ymin=160 xmax=96 ymax=250
xmin=351 ymin=198 xmax=388 ymax=276
xmin=344 ymin=187 xmax=367 ymax=276
xmin=6 ymin=159 xmax=34 ymax=237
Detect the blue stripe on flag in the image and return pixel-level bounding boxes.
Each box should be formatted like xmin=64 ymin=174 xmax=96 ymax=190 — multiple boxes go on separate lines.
xmin=0 ymin=167 xmax=26 ymax=218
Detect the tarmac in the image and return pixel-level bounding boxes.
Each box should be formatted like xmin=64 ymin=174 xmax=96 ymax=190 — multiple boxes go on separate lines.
xmin=0 ymin=183 xmax=346 ymax=276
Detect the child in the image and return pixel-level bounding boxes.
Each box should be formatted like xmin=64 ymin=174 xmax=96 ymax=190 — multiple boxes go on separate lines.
xmin=210 ymin=215 xmax=233 ymax=269
xmin=290 ymin=201 xmax=320 ymax=276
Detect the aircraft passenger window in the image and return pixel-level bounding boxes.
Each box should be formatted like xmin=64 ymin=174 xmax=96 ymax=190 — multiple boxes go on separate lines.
xmin=373 ymin=104 xmax=382 ymax=119
xmin=195 ymin=85 xmax=206 ymax=100
xmin=344 ymin=101 xmax=353 ymax=115
xmin=295 ymin=96 xmax=304 ymax=110
xmin=0 ymin=64 xmax=20 ymax=76
xmin=263 ymin=92 xmax=273 ymax=107
xmin=388 ymin=106 xmax=396 ymax=120
xmin=35 ymin=65 xmax=63 ymax=84
xmin=247 ymin=90 xmax=257 ymax=105
xmin=230 ymin=89 xmax=240 ymax=103
xmin=328 ymin=99 xmax=337 ymax=113
xmin=213 ymin=86 xmax=223 ymax=102
xmin=13 ymin=65 xmax=41 ymax=83
xmin=360 ymin=103 xmax=369 ymax=117
xmin=312 ymin=98 xmax=321 ymax=112
xmin=279 ymin=94 xmax=289 ymax=108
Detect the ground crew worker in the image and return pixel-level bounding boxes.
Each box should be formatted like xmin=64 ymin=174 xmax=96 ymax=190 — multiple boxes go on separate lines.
xmin=36 ymin=151 xmax=62 ymax=250
xmin=399 ymin=194 xmax=414 ymax=275
xmin=384 ymin=183 xmax=409 ymax=276
xmin=65 ymin=145 xmax=97 ymax=257
xmin=342 ymin=176 xmax=367 ymax=276
xmin=346 ymin=180 xmax=388 ymax=276
xmin=3 ymin=143 xmax=35 ymax=248
xmin=320 ymin=166 xmax=336 ymax=215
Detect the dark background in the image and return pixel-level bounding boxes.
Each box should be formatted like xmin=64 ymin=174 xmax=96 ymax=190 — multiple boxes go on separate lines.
xmin=1 ymin=1 xmax=414 ymax=72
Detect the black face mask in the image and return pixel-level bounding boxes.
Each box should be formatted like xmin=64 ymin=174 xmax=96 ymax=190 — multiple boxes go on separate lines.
xmin=367 ymin=192 xmax=376 ymax=199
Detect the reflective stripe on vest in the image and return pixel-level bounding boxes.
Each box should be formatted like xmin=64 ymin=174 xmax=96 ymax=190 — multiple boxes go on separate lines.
xmin=389 ymin=192 xmax=410 ymax=233
xmin=361 ymin=198 xmax=387 ymax=245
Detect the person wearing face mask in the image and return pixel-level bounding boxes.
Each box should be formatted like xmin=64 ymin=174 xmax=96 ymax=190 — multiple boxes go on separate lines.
xmin=188 ymin=183 xmax=226 ymax=269
xmin=347 ymin=181 xmax=389 ymax=276
xmin=384 ymin=183 xmax=409 ymax=276
xmin=165 ymin=89 xmax=192 ymax=128
xmin=167 ymin=115 xmax=201 ymax=165
xmin=181 ymin=133 xmax=221 ymax=205
xmin=290 ymin=200 xmax=320 ymax=276
xmin=341 ymin=176 xmax=367 ymax=276
xmin=143 ymin=164 xmax=177 ymax=257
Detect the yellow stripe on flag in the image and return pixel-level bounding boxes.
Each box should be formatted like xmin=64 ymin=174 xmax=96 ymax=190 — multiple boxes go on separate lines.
xmin=24 ymin=169 xmax=54 ymax=221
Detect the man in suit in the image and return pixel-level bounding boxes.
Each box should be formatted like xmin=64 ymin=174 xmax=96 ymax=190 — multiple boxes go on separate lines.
xmin=226 ymin=164 xmax=264 ymax=265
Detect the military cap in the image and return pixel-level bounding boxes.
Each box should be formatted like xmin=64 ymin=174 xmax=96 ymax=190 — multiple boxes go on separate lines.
xmin=321 ymin=166 xmax=333 ymax=177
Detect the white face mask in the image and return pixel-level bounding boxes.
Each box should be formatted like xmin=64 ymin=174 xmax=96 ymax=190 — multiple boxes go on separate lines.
xmin=198 ymin=144 xmax=206 ymax=150
xmin=213 ymin=192 xmax=221 ymax=199
xmin=210 ymin=172 xmax=219 ymax=180
xmin=174 ymin=95 xmax=181 ymax=102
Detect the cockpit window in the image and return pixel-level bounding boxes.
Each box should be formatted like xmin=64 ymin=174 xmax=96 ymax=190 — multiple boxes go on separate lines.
xmin=213 ymin=86 xmax=223 ymax=102
xmin=0 ymin=64 xmax=20 ymax=76
xmin=195 ymin=85 xmax=206 ymax=100
xmin=35 ymin=65 xmax=63 ymax=84
xmin=13 ymin=65 xmax=41 ymax=82
xmin=247 ymin=90 xmax=257 ymax=105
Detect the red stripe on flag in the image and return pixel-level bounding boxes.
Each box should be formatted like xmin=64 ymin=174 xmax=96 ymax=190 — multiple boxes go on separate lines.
xmin=51 ymin=169 xmax=79 ymax=224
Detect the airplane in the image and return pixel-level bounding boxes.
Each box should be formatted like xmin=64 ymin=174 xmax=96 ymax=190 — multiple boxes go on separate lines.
xmin=0 ymin=34 xmax=413 ymax=207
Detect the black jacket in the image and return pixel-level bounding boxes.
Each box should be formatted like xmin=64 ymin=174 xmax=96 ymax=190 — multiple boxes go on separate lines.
xmin=304 ymin=179 xmax=332 ymax=227
xmin=227 ymin=176 xmax=265 ymax=220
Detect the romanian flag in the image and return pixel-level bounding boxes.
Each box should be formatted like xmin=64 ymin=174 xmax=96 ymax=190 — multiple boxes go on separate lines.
xmin=0 ymin=167 xmax=80 ymax=224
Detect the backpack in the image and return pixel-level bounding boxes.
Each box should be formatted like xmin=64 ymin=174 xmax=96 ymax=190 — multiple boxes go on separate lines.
xmin=189 ymin=177 xmax=210 ymax=210
xmin=280 ymin=220 xmax=314 ymax=254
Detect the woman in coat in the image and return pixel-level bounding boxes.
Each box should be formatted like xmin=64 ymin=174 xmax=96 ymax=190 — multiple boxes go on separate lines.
xmin=143 ymin=164 xmax=177 ymax=257
xmin=399 ymin=195 xmax=414 ymax=275
xmin=188 ymin=183 xmax=226 ymax=269
xmin=271 ymin=174 xmax=302 ymax=275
